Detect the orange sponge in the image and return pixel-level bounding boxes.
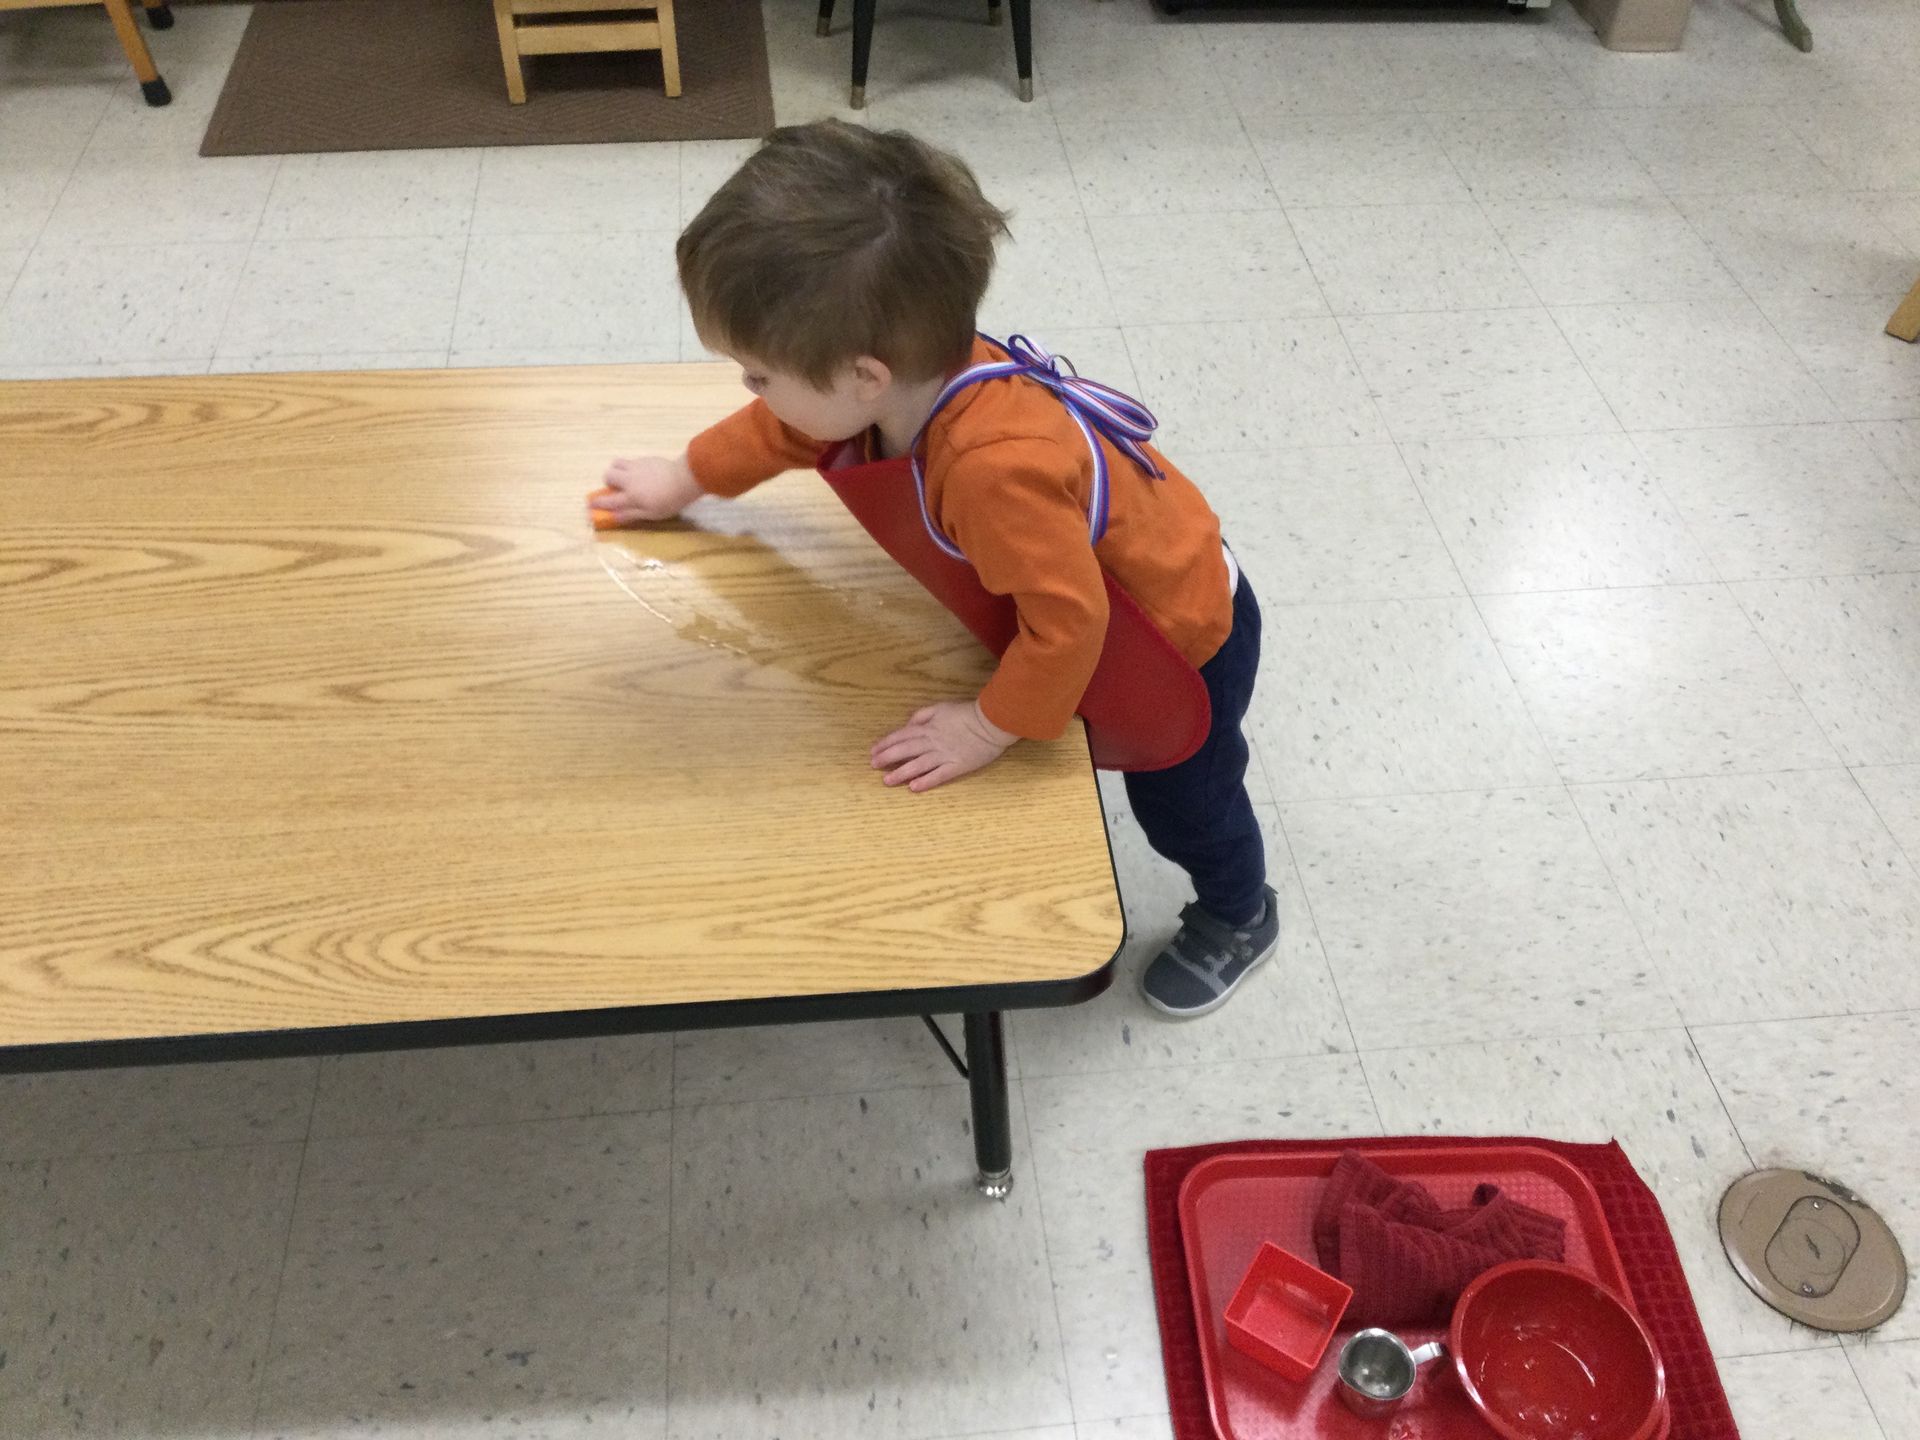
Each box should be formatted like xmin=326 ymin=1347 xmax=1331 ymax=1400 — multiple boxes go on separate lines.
xmin=588 ymin=486 xmax=621 ymax=530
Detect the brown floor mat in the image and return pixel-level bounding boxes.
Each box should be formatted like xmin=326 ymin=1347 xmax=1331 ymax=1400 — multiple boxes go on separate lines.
xmin=200 ymin=0 xmax=773 ymax=156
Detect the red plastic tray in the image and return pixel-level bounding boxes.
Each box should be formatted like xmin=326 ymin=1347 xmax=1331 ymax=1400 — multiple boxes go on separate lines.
xmin=1177 ymin=1145 xmax=1671 ymax=1440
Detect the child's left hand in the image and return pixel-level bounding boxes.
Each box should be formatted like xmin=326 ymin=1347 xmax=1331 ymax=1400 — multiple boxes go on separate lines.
xmin=871 ymin=700 xmax=1017 ymax=792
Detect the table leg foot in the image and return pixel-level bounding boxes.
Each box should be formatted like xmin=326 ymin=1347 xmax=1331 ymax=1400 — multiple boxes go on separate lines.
xmin=976 ymin=1168 xmax=1014 ymax=1200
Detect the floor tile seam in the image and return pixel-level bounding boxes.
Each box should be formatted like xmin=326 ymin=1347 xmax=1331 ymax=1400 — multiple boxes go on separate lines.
xmin=4 ymin=82 xmax=113 ymax=311
xmin=205 ymin=140 xmax=286 ymax=365
xmin=254 ymin=222 xmax=479 ymax=245
xmin=1531 ymin=275 xmax=1636 ymax=451
xmin=1847 ymin=766 xmax=1920 ymax=880
xmin=1711 ymin=1336 xmax=1846 ymax=1362
xmin=1360 ymin=1011 xmax=1920 ymax=1090
xmin=1635 ymin=107 xmax=1855 ymax=209
xmin=1684 ymin=1022 xmax=1760 ymax=1180
xmin=1470 ymin=557 xmax=1842 ymax=782
xmin=1018 ymin=1045 xmax=1368 ymax=1100
xmin=1841 ymin=1341 xmax=1900 ymax=1440
xmin=1035 ymin=102 xmax=1107 ymax=276
xmin=663 ymin=1098 xmax=677 ymax=1440
xmin=1248 ymin=804 xmax=1372 ymax=1113
xmin=1039 ymin=154 xmax=1122 ymax=341
xmin=1355 ymin=1018 xmax=1689 ymax=1069
xmin=1340 ymin=1002 xmax=1696 ymax=1059
xmin=0 ymin=1094 xmax=687 ymax=1166
xmin=670 ymin=1072 xmax=973 ymax=1113
xmin=1304 ymin=295 xmax=1396 ymax=453
xmin=1379 ymin=421 xmax=1472 ymax=616
xmin=1713 ymin=562 xmax=1865 ymax=771
xmin=1465 ymin=564 xmax=1920 ymax=600
xmin=1853 ymin=417 xmax=1920 ymax=509
xmin=1658 ymin=180 xmax=1855 ymax=421
xmin=245 ymin=1066 xmax=322 ymax=1434
xmin=1261 ymin=189 xmax=1343 ymax=330
xmin=442 ymin=149 xmax=490 ymax=363
xmin=1616 ymin=414 xmax=1880 ymax=437
xmin=1555 ymin=763 xmax=1698 ymax=1036
xmin=1456 ymin=163 xmax=1552 ymax=322
xmin=205 ymin=348 xmax=454 ymax=370
xmin=1268 ymin=763 xmax=1870 ymax=811
xmin=1013 ymin=1026 xmax=1373 ymax=1090
xmin=1010 ymin=1074 xmax=1081 ymax=1430
xmin=1327 ymin=296 xmax=1589 ymax=320
xmin=1236 ymin=580 xmax=1475 ymax=606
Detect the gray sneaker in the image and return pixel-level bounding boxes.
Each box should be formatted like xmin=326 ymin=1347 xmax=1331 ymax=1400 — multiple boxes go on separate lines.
xmin=1140 ymin=887 xmax=1280 ymax=1019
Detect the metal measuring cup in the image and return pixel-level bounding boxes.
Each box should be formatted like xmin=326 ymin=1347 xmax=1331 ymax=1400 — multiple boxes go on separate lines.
xmin=1335 ymin=1329 xmax=1447 ymax=1418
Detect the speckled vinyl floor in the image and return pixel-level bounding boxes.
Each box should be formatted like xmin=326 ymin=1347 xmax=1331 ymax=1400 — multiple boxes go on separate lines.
xmin=2 ymin=0 xmax=1918 ymax=1434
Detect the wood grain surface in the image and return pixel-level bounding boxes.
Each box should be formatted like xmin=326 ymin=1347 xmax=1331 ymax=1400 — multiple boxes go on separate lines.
xmin=0 ymin=365 xmax=1122 ymax=1050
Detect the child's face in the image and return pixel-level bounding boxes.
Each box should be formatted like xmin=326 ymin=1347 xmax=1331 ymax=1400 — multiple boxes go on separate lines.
xmin=732 ymin=353 xmax=886 ymax=443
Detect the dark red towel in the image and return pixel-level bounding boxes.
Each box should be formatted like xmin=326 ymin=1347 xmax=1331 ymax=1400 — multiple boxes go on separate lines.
xmin=1313 ymin=1150 xmax=1566 ymax=1328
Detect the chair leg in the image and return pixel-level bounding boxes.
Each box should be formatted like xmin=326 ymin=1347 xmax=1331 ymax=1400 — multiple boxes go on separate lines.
xmin=141 ymin=0 xmax=173 ymax=30
xmin=1774 ymin=0 xmax=1813 ymax=51
xmin=1888 ymin=276 xmax=1920 ymax=344
xmin=850 ymin=0 xmax=875 ymax=107
xmin=655 ymin=0 xmax=681 ymax=97
xmin=987 ymin=0 xmax=1002 ymax=26
xmin=817 ymin=0 xmax=834 ymax=38
xmin=101 ymin=0 xmax=169 ymax=104
xmin=492 ymin=0 xmax=527 ymax=103
xmin=1011 ymin=0 xmax=1031 ymax=101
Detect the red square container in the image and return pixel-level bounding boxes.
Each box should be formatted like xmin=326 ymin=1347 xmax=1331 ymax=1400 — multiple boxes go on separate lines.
xmin=1221 ymin=1242 xmax=1352 ymax=1382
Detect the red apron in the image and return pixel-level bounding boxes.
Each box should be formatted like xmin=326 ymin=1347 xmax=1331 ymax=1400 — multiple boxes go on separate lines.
xmin=818 ymin=334 xmax=1212 ymax=773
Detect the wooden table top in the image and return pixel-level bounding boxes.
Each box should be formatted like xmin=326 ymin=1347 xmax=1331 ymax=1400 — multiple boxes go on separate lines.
xmin=0 ymin=365 xmax=1122 ymax=1055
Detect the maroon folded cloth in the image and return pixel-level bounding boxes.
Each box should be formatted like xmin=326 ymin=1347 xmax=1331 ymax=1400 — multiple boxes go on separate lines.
xmin=1313 ymin=1150 xmax=1566 ymax=1328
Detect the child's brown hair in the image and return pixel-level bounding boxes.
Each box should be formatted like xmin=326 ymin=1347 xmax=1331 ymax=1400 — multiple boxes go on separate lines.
xmin=678 ymin=120 xmax=1011 ymax=387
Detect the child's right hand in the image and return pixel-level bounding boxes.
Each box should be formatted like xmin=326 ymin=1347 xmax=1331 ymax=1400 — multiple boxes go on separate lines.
xmin=591 ymin=453 xmax=704 ymax=528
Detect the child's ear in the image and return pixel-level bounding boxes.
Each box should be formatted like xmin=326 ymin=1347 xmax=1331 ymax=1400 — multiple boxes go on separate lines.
xmin=848 ymin=356 xmax=893 ymax=399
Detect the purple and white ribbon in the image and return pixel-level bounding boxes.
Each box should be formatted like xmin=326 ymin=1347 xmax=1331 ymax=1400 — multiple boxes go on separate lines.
xmin=909 ymin=332 xmax=1165 ymax=563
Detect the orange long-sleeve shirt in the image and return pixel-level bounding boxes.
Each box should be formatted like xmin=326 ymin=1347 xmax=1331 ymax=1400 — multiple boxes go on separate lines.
xmin=684 ymin=339 xmax=1233 ymax=740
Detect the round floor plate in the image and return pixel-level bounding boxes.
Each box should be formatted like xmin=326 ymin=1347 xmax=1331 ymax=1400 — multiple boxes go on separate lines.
xmin=1719 ymin=1169 xmax=1906 ymax=1333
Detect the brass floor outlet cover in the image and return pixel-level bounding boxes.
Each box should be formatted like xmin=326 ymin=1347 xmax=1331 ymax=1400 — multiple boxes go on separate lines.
xmin=1719 ymin=1169 xmax=1906 ymax=1333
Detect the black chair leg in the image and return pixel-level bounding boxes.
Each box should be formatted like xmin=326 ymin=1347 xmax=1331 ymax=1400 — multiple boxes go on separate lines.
xmin=1011 ymin=0 xmax=1031 ymax=100
xmin=851 ymin=0 xmax=875 ymax=106
xmin=816 ymin=0 xmax=834 ymax=38
xmin=987 ymin=0 xmax=1002 ymax=26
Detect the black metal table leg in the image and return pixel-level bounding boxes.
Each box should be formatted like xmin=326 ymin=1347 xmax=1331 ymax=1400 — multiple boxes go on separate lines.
xmin=1010 ymin=0 xmax=1032 ymax=101
xmin=816 ymin=0 xmax=835 ymax=38
xmin=963 ymin=1011 xmax=1012 ymax=1198
xmin=850 ymin=0 xmax=876 ymax=107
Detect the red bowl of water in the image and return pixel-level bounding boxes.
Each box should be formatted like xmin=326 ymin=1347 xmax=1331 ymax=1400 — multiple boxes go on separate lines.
xmin=1451 ymin=1261 xmax=1666 ymax=1440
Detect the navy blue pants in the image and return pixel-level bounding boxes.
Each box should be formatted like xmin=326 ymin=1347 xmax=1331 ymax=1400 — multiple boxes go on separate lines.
xmin=1123 ymin=575 xmax=1266 ymax=926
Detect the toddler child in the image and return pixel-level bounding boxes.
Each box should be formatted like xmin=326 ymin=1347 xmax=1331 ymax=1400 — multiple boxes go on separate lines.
xmin=592 ymin=120 xmax=1274 ymax=1018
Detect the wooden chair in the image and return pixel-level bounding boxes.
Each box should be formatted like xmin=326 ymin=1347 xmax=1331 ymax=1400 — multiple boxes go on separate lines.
xmin=0 ymin=0 xmax=175 ymax=105
xmin=1889 ymin=275 xmax=1920 ymax=345
xmin=816 ymin=0 xmax=1032 ymax=108
xmin=492 ymin=0 xmax=680 ymax=105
